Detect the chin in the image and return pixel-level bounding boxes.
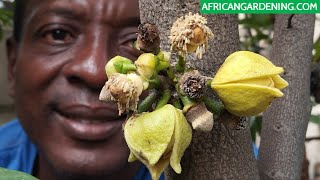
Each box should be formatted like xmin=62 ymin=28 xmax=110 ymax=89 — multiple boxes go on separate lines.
xmin=41 ymin=140 xmax=131 ymax=179
xmin=36 ymin=122 xmax=131 ymax=179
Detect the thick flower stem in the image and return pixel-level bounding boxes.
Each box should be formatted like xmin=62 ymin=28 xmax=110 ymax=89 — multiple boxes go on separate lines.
xmin=138 ymin=90 xmax=159 ymax=113
xmin=203 ymin=97 xmax=224 ymax=116
xmin=155 ymin=52 xmax=171 ymax=72
xmin=206 ymin=79 xmax=213 ymax=88
xmin=176 ymin=55 xmax=186 ymax=73
xmin=179 ymin=95 xmax=197 ymax=113
xmin=167 ymin=67 xmax=175 ymax=80
xmin=148 ymin=78 xmax=161 ymax=89
xmin=156 ymin=60 xmax=171 ymax=72
xmin=155 ymin=89 xmax=172 ymax=110
xmin=171 ymin=98 xmax=183 ymax=110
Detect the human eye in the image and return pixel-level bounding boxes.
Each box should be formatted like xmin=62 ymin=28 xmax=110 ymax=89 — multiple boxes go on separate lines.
xmin=120 ymin=32 xmax=138 ymax=49
xmin=118 ymin=31 xmax=142 ymax=59
xmin=37 ymin=25 xmax=77 ymax=46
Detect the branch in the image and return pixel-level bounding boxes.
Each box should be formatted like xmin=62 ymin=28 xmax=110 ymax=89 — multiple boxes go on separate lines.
xmin=305 ymin=136 xmax=320 ymax=142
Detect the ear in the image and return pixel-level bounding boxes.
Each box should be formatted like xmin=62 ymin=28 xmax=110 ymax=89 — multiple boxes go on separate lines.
xmin=6 ymin=37 xmax=18 ymax=98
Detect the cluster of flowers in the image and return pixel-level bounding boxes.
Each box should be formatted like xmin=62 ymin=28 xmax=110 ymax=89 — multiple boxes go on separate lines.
xmin=99 ymin=13 xmax=288 ymax=180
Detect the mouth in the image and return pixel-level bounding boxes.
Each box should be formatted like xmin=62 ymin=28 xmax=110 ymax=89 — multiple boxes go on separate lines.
xmin=53 ymin=103 xmax=126 ymax=141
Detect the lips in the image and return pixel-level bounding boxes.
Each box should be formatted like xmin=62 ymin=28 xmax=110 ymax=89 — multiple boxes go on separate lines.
xmin=54 ymin=103 xmax=125 ymax=141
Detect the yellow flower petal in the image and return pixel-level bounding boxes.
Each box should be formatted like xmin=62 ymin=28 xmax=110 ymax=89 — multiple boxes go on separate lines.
xmin=128 ymin=151 xmax=138 ymax=162
xmin=124 ymin=105 xmax=175 ymax=166
xmin=135 ymin=53 xmax=156 ymax=79
xmin=124 ymin=105 xmax=192 ymax=180
xmin=212 ymin=51 xmax=284 ymax=85
xmin=272 ymin=75 xmax=289 ymax=90
xmin=212 ymin=83 xmax=283 ymax=116
xmin=170 ymin=108 xmax=192 ymax=174
xmin=147 ymin=156 xmax=170 ymax=180
xmin=233 ymin=76 xmax=275 ymax=87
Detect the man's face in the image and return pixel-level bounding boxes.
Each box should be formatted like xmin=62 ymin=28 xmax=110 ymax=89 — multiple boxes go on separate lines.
xmin=8 ymin=0 xmax=141 ymax=177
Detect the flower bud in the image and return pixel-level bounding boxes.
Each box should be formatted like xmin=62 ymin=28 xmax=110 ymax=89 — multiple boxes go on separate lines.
xmin=124 ymin=105 xmax=192 ymax=180
xmin=155 ymin=51 xmax=171 ymax=72
xmin=135 ymin=53 xmax=157 ymax=79
xmin=105 ymin=56 xmax=136 ymax=78
xmin=211 ymin=51 xmax=289 ymax=117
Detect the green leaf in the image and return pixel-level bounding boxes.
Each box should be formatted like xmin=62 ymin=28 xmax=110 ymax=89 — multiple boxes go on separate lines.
xmin=313 ymin=37 xmax=320 ymax=63
xmin=310 ymin=115 xmax=320 ymax=124
xmin=0 ymin=167 xmax=39 ymax=180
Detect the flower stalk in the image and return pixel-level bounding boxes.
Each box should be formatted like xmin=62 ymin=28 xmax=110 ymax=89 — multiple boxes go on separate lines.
xmin=179 ymin=95 xmax=197 ymax=113
xmin=155 ymin=89 xmax=172 ymax=110
xmin=203 ymin=97 xmax=224 ymax=116
xmin=138 ymin=90 xmax=159 ymax=113
xmin=175 ymin=55 xmax=186 ymax=73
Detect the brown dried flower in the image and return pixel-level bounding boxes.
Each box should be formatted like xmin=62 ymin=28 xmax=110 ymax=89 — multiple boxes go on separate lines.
xmin=136 ymin=23 xmax=161 ymax=54
xmin=99 ymin=73 xmax=144 ymax=115
xmin=179 ymin=70 xmax=207 ymax=98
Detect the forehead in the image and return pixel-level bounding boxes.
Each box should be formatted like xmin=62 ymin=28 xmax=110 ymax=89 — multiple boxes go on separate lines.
xmin=23 ymin=0 xmax=140 ymax=26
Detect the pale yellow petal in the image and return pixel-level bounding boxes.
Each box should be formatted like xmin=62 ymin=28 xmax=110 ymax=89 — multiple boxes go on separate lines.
xmin=128 ymin=151 xmax=138 ymax=162
xmin=135 ymin=53 xmax=156 ymax=79
xmin=147 ymin=156 xmax=171 ymax=180
xmin=124 ymin=105 xmax=175 ymax=166
xmin=212 ymin=51 xmax=284 ymax=85
xmin=212 ymin=83 xmax=283 ymax=116
xmin=232 ymin=76 xmax=275 ymax=87
xmin=169 ymin=108 xmax=192 ymax=174
xmin=272 ymin=75 xmax=289 ymax=90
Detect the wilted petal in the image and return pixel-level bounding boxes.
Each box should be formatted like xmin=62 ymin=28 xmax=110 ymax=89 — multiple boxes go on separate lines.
xmin=99 ymin=73 xmax=143 ymax=115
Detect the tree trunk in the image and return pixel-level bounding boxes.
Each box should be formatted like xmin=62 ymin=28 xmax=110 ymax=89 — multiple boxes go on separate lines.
xmin=138 ymin=1 xmax=259 ymax=179
xmin=258 ymin=15 xmax=315 ymax=180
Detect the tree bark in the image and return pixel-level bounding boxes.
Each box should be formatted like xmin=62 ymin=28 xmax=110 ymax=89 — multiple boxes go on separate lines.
xmin=139 ymin=1 xmax=259 ymax=179
xmin=258 ymin=15 xmax=315 ymax=180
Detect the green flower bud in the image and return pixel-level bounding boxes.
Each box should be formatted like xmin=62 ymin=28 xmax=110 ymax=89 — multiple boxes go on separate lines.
xmin=156 ymin=51 xmax=171 ymax=72
xmin=105 ymin=56 xmax=136 ymax=78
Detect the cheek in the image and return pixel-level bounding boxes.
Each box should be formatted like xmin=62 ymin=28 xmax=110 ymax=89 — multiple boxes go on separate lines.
xmin=13 ymin=53 xmax=62 ymax=140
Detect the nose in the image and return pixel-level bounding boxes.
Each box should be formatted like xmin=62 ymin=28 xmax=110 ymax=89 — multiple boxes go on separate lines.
xmin=62 ymin=28 xmax=113 ymax=91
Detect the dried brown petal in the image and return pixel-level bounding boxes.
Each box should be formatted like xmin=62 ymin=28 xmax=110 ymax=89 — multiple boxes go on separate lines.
xmin=99 ymin=73 xmax=143 ymax=115
xmin=179 ymin=70 xmax=207 ymax=98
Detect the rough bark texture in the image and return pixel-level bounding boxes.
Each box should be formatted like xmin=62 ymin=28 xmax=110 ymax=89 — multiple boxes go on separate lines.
xmin=139 ymin=1 xmax=259 ymax=179
xmin=258 ymin=15 xmax=315 ymax=180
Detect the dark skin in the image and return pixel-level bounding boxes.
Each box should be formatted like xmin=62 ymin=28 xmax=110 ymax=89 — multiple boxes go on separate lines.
xmin=7 ymin=0 xmax=143 ymax=179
